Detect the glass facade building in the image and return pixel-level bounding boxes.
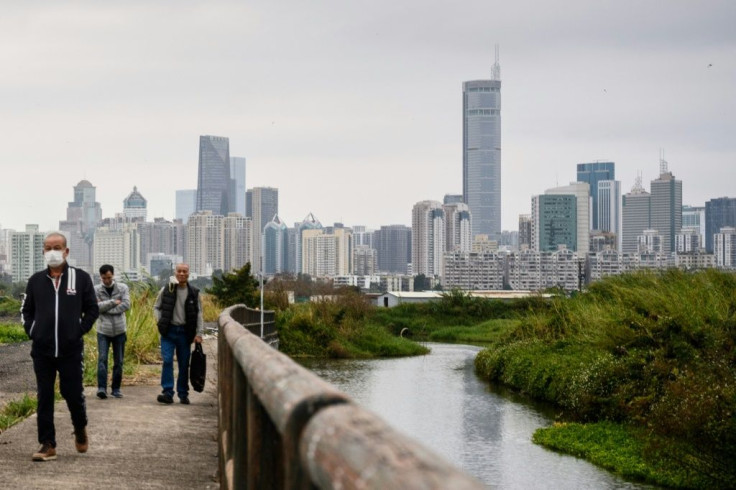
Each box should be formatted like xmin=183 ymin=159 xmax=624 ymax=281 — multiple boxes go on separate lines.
xmin=463 ymin=71 xmax=501 ymax=239
xmin=576 ymin=162 xmax=614 ymax=230
xmin=196 ymin=135 xmax=231 ymax=216
xmin=705 ymin=197 xmax=736 ymax=253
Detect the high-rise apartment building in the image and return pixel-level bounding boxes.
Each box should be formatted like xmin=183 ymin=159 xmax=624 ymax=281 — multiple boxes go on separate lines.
xmin=186 ymin=211 xmax=223 ymax=276
xmin=622 ymin=177 xmax=651 ymax=254
xmin=223 ymin=213 xmax=252 ymax=273
xmin=412 ymin=200 xmax=445 ymax=277
xmin=518 ymin=214 xmax=532 ymax=251
xmin=443 ymin=202 xmax=472 ymax=253
xmin=196 ymin=135 xmax=232 ymax=216
xmin=353 ymin=245 xmax=377 ymax=276
xmin=714 ymin=227 xmax=736 ymax=269
xmin=650 ymin=160 xmax=682 ymax=253
xmin=374 ymin=225 xmax=411 ymax=274
xmin=176 ymin=189 xmax=197 ymax=224
xmin=123 ymin=186 xmax=147 ymax=221
xmin=597 ymin=180 xmax=622 ymax=250
xmin=10 ymin=225 xmax=45 ymax=283
xmin=93 ymin=225 xmax=140 ymax=275
xmin=351 ymin=225 xmax=374 ymax=249
xmin=463 ymin=48 xmax=502 ymax=239
xmin=137 ymin=218 xmax=187 ymax=267
xmin=230 ymin=157 xmax=246 ymax=216
xmin=577 ymin=162 xmax=615 ymax=230
xmin=294 ymin=213 xmax=322 ymax=275
xmin=531 ymin=194 xmax=578 ymax=252
xmin=705 ymin=198 xmax=736 ymax=253
xmin=246 ymin=187 xmax=279 ymax=273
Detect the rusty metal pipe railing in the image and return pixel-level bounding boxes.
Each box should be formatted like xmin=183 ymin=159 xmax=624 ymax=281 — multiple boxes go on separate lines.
xmin=218 ymin=305 xmax=485 ymax=490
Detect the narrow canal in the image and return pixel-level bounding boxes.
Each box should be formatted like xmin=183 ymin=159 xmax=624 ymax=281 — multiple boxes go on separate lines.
xmin=301 ymin=343 xmax=653 ymax=489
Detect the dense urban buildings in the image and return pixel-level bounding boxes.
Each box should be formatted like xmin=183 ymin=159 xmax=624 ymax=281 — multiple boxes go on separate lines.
xmin=411 ymin=200 xmax=445 ymax=277
xmin=196 ymin=135 xmax=232 ymax=216
xmin=705 ymin=197 xmax=736 ymax=253
xmin=463 ymin=48 xmax=502 ymax=239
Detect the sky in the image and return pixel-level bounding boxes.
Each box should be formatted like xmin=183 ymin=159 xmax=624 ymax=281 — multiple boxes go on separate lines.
xmin=1 ymin=0 xmax=734 ymax=234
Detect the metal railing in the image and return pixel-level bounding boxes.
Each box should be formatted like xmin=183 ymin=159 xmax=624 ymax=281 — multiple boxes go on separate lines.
xmin=217 ymin=304 xmax=485 ymax=490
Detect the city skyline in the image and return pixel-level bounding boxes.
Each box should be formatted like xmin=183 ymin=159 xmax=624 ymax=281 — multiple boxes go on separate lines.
xmin=1 ymin=1 xmax=734 ymax=233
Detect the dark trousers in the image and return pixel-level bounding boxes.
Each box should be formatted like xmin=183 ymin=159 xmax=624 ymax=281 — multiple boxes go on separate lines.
xmin=32 ymin=352 xmax=87 ymax=446
xmin=97 ymin=332 xmax=126 ymax=391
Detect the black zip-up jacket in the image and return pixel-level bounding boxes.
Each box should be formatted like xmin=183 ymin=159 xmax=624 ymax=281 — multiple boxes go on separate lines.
xmin=21 ymin=263 xmax=99 ymax=358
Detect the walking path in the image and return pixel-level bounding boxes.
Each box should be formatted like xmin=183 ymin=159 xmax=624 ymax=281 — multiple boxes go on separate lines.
xmin=0 ymin=337 xmax=219 ymax=489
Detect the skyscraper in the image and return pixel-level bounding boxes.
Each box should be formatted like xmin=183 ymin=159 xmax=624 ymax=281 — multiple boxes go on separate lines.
xmin=622 ymin=176 xmax=651 ymax=254
xmin=123 ymin=186 xmax=147 ymax=221
xmin=531 ymin=194 xmax=578 ymax=252
xmin=230 ymin=157 xmax=246 ymax=216
xmin=294 ymin=213 xmax=322 ymax=275
xmin=705 ymin=197 xmax=736 ymax=253
xmin=374 ymin=225 xmax=411 ymax=274
xmin=597 ymin=180 xmax=622 ymax=250
xmin=577 ymin=162 xmax=615 ymax=230
xmin=246 ymin=187 xmax=278 ymax=273
xmin=545 ymin=182 xmax=590 ymax=253
xmin=263 ymin=215 xmax=288 ymax=275
xmin=59 ymin=179 xmax=102 ymax=272
xmin=175 ymin=189 xmax=197 ymax=224
xmin=10 ymin=225 xmax=45 ymax=282
xmin=196 ymin=135 xmax=231 ymax=215
xmin=411 ymin=200 xmax=445 ymax=277
xmin=650 ymin=159 xmax=682 ymax=253
xmin=442 ymin=202 xmax=472 ymax=252
xmin=463 ymin=47 xmax=501 ymax=239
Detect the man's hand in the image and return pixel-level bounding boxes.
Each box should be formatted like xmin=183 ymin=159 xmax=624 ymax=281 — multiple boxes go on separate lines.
xmin=194 ymin=335 xmax=203 ymax=344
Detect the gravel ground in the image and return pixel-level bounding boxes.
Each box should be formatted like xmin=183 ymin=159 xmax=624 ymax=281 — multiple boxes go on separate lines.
xmin=0 ymin=340 xmax=36 ymax=407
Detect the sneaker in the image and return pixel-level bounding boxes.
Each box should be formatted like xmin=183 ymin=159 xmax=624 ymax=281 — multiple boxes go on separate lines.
xmin=157 ymin=393 xmax=174 ymax=404
xmin=96 ymin=390 xmax=107 ymax=400
xmin=111 ymin=390 xmax=123 ymax=398
xmin=180 ymin=396 xmax=190 ymax=405
xmin=32 ymin=442 xmax=57 ymax=461
xmin=73 ymin=428 xmax=88 ymax=453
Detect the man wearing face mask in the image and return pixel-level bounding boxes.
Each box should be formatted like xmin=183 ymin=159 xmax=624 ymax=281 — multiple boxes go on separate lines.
xmin=21 ymin=232 xmax=99 ymax=462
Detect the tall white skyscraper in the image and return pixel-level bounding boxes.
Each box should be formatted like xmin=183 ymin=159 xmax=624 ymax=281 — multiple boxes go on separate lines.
xmin=597 ymin=180 xmax=622 ymax=250
xmin=463 ymin=46 xmax=502 ymax=239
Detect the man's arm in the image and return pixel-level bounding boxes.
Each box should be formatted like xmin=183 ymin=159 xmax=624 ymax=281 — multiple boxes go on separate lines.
xmin=80 ymin=275 xmax=100 ymax=334
xmin=20 ymin=288 xmax=35 ymax=337
xmin=105 ymin=284 xmax=131 ymax=315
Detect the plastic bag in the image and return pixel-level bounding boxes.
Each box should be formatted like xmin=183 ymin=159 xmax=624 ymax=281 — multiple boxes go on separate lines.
xmin=189 ymin=343 xmax=206 ymax=393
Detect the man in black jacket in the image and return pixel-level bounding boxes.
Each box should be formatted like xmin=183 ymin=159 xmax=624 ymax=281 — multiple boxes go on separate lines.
xmin=21 ymin=232 xmax=99 ymax=461
xmin=153 ymin=263 xmax=203 ymax=405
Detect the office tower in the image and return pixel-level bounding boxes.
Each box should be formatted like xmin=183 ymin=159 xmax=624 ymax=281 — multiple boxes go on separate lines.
xmin=230 ymin=157 xmax=246 ymax=216
xmin=463 ymin=47 xmax=502 ymax=239
xmin=443 ymin=202 xmax=472 ymax=252
xmin=93 ymin=225 xmax=140 ymax=275
xmin=353 ymin=246 xmax=377 ymax=276
xmin=577 ymin=162 xmax=615 ymax=230
xmin=123 ymin=186 xmax=147 ymax=221
xmin=650 ymin=159 xmax=682 ymax=253
xmin=186 ymin=211 xmax=224 ymax=276
xmin=10 ymin=225 xmax=45 ymax=282
xmin=59 ymin=179 xmax=103 ymax=273
xmin=545 ymin=182 xmax=590 ymax=253
xmin=682 ymin=205 xmax=705 ymax=239
xmin=196 ymin=135 xmax=231 ymax=215
xmin=223 ymin=213 xmax=252 ymax=273
xmin=374 ymin=225 xmax=411 ymax=274
xmin=263 ymin=215 xmax=288 ymax=275
xmin=531 ymin=195 xmax=577 ymax=252
xmin=518 ymin=214 xmax=532 ymax=250
xmin=443 ymin=194 xmax=464 ymax=205
xmin=294 ymin=213 xmax=322 ymax=275
xmin=705 ymin=198 xmax=736 ymax=253
xmin=246 ymin=187 xmax=279 ymax=273
xmin=412 ymin=200 xmax=445 ymax=277
xmin=597 ymin=180 xmax=622 ymax=250
xmin=176 ymin=189 xmax=197 ymax=224
xmin=622 ymin=176 xmax=651 ymax=254
xmin=714 ymin=227 xmax=736 ymax=268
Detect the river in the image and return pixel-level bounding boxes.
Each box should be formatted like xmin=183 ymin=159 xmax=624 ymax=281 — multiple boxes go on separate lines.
xmin=300 ymin=342 xmax=653 ymax=489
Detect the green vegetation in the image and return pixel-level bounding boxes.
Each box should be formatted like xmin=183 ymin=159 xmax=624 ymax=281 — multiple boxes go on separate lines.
xmin=207 ymin=264 xmax=260 ymax=308
xmin=0 ymin=323 xmax=26 ymax=344
xmin=0 ymin=394 xmax=37 ymax=434
xmin=475 ymin=269 xmax=736 ymax=489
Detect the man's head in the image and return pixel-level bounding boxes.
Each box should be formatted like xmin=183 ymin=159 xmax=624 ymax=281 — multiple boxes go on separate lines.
xmin=175 ymin=263 xmax=190 ymax=287
xmin=99 ymin=264 xmax=115 ymax=287
xmin=43 ymin=232 xmax=69 ymax=269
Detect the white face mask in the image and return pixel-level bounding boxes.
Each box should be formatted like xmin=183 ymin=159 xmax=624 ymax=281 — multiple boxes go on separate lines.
xmin=44 ymin=250 xmax=65 ymax=268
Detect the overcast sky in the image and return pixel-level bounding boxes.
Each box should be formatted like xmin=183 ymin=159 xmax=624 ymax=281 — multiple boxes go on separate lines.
xmin=1 ymin=0 xmax=734 ymax=234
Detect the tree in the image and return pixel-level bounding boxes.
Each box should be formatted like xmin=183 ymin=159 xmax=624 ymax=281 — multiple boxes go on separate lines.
xmin=414 ymin=274 xmax=428 ymax=292
xmin=207 ymin=263 xmax=260 ymax=308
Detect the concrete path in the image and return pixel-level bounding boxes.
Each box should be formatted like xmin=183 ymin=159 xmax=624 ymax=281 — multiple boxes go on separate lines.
xmin=0 ymin=337 xmax=219 ymax=489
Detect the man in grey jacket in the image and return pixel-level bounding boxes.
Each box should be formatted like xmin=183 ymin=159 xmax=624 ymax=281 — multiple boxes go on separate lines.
xmin=95 ymin=264 xmax=131 ymax=399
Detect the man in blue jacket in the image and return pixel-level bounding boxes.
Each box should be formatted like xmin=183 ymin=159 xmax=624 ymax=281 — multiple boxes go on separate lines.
xmin=21 ymin=232 xmax=99 ymax=462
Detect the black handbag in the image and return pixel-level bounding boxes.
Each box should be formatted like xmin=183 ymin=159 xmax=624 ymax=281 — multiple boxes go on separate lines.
xmin=189 ymin=343 xmax=206 ymax=393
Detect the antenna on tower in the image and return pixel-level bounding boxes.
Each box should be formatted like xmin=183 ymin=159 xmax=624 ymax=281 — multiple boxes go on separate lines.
xmin=632 ymin=172 xmax=645 ymax=193
xmin=491 ymin=44 xmax=501 ymax=80
xmin=659 ymin=148 xmax=668 ymax=175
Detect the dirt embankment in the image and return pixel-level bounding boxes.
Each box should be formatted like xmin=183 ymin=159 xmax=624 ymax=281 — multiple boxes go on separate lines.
xmin=0 ymin=340 xmax=35 ymax=408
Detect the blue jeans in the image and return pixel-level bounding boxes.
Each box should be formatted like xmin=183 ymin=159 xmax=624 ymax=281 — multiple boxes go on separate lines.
xmin=97 ymin=332 xmax=126 ymax=392
xmin=160 ymin=325 xmax=191 ymax=399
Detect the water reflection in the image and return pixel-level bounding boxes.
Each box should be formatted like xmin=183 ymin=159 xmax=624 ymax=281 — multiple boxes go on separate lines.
xmin=300 ymin=343 xmax=653 ymax=489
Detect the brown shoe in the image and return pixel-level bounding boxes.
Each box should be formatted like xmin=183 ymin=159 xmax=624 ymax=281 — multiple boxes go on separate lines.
xmin=32 ymin=442 xmax=57 ymax=461
xmin=73 ymin=427 xmax=88 ymax=453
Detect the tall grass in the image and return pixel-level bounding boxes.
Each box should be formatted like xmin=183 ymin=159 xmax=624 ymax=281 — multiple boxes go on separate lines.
xmin=0 ymin=394 xmax=37 ymax=434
